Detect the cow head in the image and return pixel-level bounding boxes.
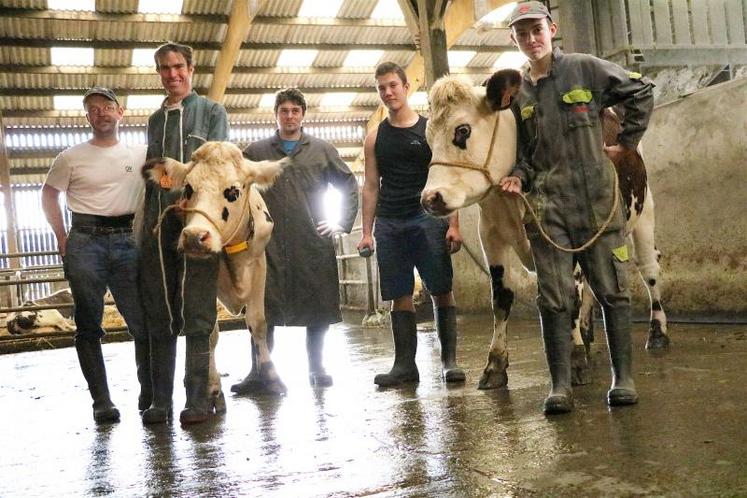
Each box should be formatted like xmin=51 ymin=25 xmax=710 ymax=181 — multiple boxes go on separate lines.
xmin=6 ymin=311 xmax=38 ymax=334
xmin=421 ymin=69 xmax=521 ymax=216
xmin=144 ymin=141 xmax=287 ymax=255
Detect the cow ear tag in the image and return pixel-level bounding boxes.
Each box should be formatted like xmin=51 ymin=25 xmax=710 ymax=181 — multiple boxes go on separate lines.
xmin=160 ymin=175 xmax=173 ymax=189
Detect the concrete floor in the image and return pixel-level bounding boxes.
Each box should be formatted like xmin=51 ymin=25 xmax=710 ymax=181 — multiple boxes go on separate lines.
xmin=1 ymin=314 xmax=746 ymax=497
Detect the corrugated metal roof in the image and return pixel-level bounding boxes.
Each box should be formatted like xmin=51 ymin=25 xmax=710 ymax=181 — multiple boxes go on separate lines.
xmin=0 ymin=1 xmax=520 ymax=184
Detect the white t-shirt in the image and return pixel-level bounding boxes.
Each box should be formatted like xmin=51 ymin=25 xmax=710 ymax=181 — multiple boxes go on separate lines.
xmin=44 ymin=141 xmax=147 ymax=217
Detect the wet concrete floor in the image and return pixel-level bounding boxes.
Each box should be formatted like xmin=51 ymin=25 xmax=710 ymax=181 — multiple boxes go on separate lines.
xmin=1 ymin=314 xmax=746 ymax=497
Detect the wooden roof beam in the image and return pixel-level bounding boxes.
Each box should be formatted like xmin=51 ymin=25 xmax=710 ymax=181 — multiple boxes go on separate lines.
xmin=208 ymin=0 xmax=266 ymax=103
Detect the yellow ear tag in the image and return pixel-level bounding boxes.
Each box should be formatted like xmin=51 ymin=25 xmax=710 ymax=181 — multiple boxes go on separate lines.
xmin=159 ymin=175 xmax=173 ymax=189
xmin=612 ymin=245 xmax=629 ymax=262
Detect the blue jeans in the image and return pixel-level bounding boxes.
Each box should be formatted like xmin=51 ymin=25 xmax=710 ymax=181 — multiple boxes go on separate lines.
xmin=374 ymin=212 xmax=453 ymax=301
xmin=63 ymin=228 xmax=146 ymax=342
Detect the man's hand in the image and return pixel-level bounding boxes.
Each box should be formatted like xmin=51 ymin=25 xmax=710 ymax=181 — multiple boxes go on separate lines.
xmin=357 ymin=234 xmax=374 ymax=253
xmin=317 ymin=221 xmax=344 ymax=238
xmin=445 ymin=226 xmax=463 ymax=254
xmin=57 ymin=237 xmax=67 ymax=258
xmin=499 ymin=175 xmax=522 ymax=194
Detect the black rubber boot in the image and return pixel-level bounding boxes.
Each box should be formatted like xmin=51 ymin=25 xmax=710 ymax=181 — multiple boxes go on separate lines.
xmin=231 ymin=326 xmax=274 ymax=394
xmin=603 ymin=304 xmax=639 ymax=406
xmin=141 ymin=335 xmax=176 ymax=425
xmin=180 ymin=335 xmax=211 ymax=425
xmin=75 ymin=337 xmax=120 ymax=423
xmin=540 ymin=310 xmax=574 ymax=415
xmin=374 ymin=310 xmax=419 ymax=387
xmin=435 ymin=306 xmax=466 ymax=383
xmin=134 ymin=338 xmax=152 ymax=412
xmin=307 ymin=325 xmax=333 ymax=387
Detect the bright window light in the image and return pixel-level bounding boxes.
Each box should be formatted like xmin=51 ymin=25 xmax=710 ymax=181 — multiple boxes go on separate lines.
xmin=479 ymin=2 xmax=517 ymax=23
xmin=370 ymin=0 xmax=404 ymax=20
xmin=298 ymin=0 xmax=343 ymax=17
xmin=54 ymin=95 xmax=85 ymax=111
xmin=320 ymin=92 xmax=356 ymax=108
xmin=126 ymin=95 xmax=165 ymax=109
xmin=51 ymin=47 xmax=94 ymax=66
xmin=409 ymin=91 xmax=428 ymax=107
xmin=259 ymin=94 xmax=277 ymax=108
xmin=323 ymin=186 xmax=342 ymax=224
xmin=448 ymin=50 xmax=476 ymax=68
xmin=48 ymin=0 xmax=94 ymax=11
xmin=277 ymin=49 xmax=318 ymax=67
xmin=137 ymin=0 xmax=183 ymax=14
xmin=342 ymin=50 xmax=384 ymax=68
xmin=493 ymin=51 xmax=528 ymax=69
xmin=131 ymin=48 xmax=156 ymax=67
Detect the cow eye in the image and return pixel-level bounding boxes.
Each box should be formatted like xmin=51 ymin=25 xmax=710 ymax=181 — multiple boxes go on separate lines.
xmin=223 ymin=186 xmax=240 ymax=202
xmin=452 ymin=124 xmax=471 ymax=150
xmin=183 ymin=183 xmax=194 ymax=200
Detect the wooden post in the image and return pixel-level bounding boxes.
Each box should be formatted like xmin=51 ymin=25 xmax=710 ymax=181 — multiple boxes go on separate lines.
xmin=558 ymin=0 xmax=597 ymax=55
xmin=0 ymin=112 xmax=20 ymax=307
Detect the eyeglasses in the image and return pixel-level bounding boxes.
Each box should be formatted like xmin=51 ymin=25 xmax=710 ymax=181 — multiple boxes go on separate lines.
xmin=86 ymin=104 xmax=118 ymax=115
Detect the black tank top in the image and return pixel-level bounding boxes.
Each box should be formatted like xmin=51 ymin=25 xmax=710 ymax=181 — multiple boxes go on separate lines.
xmin=374 ymin=115 xmax=432 ymax=219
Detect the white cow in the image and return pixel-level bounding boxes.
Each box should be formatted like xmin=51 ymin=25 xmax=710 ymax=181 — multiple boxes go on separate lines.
xmin=144 ymin=142 xmax=289 ymax=409
xmin=5 ymin=289 xmax=75 ymax=334
xmin=421 ymin=70 xmax=670 ymax=390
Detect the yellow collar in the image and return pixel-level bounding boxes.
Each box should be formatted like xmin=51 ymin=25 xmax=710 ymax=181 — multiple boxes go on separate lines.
xmin=224 ymin=240 xmax=249 ymax=255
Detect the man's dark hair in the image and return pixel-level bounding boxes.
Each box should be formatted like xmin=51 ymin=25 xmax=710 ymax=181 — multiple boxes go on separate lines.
xmin=274 ymin=88 xmax=307 ymax=114
xmin=375 ymin=61 xmax=407 ymax=85
xmin=154 ymin=42 xmax=194 ymax=69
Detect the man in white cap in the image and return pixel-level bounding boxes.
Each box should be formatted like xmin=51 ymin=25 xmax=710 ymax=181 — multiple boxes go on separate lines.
xmin=42 ymin=86 xmax=148 ymax=423
xmin=499 ymin=1 xmax=655 ymax=414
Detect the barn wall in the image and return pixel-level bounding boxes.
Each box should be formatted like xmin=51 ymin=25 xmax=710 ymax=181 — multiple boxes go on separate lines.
xmin=640 ymin=77 xmax=747 ymax=319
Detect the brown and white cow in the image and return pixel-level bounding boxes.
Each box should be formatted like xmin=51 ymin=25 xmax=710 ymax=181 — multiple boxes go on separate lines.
xmin=144 ymin=141 xmax=289 ymax=407
xmin=421 ymin=70 xmax=670 ymax=390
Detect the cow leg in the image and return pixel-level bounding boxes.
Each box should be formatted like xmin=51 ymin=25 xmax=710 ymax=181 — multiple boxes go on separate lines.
xmin=230 ymin=327 xmax=275 ymax=394
xmin=571 ymin=269 xmax=593 ymax=386
xmin=631 ymin=189 xmax=670 ymax=350
xmin=207 ymin=323 xmax=226 ymax=414
xmin=479 ymin=264 xmax=512 ymax=390
xmin=249 ymin=321 xmax=286 ymax=394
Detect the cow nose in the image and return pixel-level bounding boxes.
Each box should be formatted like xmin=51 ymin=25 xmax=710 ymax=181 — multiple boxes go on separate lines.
xmin=181 ymin=228 xmax=212 ymax=253
xmin=422 ymin=190 xmax=447 ymax=215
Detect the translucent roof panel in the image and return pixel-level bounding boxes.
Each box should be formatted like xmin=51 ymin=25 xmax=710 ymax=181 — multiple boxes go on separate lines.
xmin=54 ymin=95 xmax=85 ymax=111
xmin=493 ymin=51 xmax=527 ymax=69
xmin=370 ymin=0 xmax=404 ymax=20
xmin=276 ymin=49 xmax=319 ymax=68
xmin=479 ymin=2 xmax=517 ymax=24
xmin=342 ymin=50 xmax=384 ymax=68
xmin=298 ymin=0 xmax=344 ymax=18
xmin=126 ymin=95 xmax=165 ymax=110
xmin=48 ymin=0 xmax=94 ymax=11
xmin=320 ymin=92 xmax=357 ymax=108
xmin=448 ymin=50 xmax=477 ymax=68
xmin=131 ymin=48 xmax=157 ymax=67
xmin=51 ymin=47 xmax=94 ymax=66
xmin=138 ymin=0 xmax=184 ymax=15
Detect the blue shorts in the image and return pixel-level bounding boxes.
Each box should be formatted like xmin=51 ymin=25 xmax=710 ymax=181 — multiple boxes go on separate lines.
xmin=374 ymin=212 xmax=453 ymax=301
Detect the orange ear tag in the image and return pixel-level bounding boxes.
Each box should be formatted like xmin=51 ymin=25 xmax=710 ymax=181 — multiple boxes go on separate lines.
xmin=159 ymin=175 xmax=173 ymax=189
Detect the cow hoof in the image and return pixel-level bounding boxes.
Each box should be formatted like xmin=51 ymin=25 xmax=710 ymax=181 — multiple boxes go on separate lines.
xmin=230 ymin=372 xmax=264 ymax=395
xmin=477 ymin=369 xmax=508 ymax=390
xmin=180 ymin=408 xmax=209 ymax=425
xmin=645 ymin=319 xmax=670 ymax=350
xmin=211 ymin=391 xmax=227 ymax=415
xmin=571 ymin=344 xmax=592 ymax=386
xmin=264 ymin=379 xmax=287 ymax=395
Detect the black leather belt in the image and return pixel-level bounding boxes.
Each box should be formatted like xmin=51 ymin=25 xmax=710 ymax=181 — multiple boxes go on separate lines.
xmin=70 ymin=212 xmax=134 ymax=235
xmin=72 ymin=225 xmax=133 ymax=235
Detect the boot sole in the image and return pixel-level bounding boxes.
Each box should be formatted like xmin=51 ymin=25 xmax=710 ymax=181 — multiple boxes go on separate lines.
xmin=543 ymin=395 xmax=574 ymax=415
